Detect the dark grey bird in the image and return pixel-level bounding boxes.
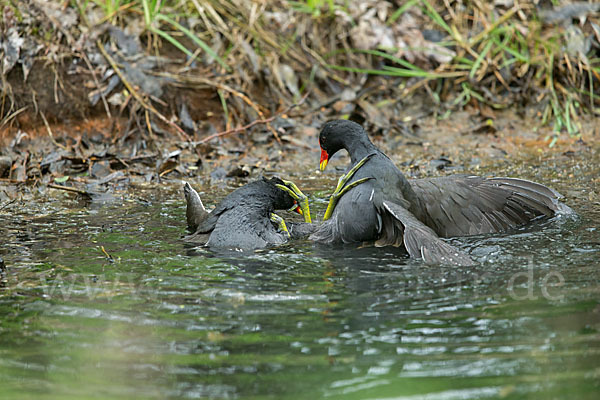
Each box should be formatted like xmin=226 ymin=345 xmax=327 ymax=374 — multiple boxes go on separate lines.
xmin=312 ymin=120 xmax=566 ymax=265
xmin=184 ymin=177 xmax=306 ymax=250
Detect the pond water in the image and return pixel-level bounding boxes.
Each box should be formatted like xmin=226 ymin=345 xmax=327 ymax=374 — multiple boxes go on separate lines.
xmin=1 ymin=148 xmax=599 ymax=400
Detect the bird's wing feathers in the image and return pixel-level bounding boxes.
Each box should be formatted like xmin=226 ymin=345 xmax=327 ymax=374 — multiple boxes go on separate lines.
xmin=381 ymin=201 xmax=475 ymax=266
xmin=410 ymin=175 xmax=562 ymax=237
xmin=336 ymin=182 xmax=382 ymax=243
xmin=184 ymin=199 xmax=240 ymax=244
xmin=193 ymin=197 xmax=240 ymax=234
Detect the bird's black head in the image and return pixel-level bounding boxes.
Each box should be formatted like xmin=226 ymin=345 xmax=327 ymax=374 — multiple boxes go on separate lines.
xmin=262 ymin=176 xmax=297 ymax=211
xmin=318 ymin=120 xmax=370 ymax=171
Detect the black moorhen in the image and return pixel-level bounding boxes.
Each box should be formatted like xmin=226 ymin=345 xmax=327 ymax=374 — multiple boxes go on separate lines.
xmin=184 ymin=177 xmax=311 ymax=250
xmin=312 ymin=120 xmax=565 ymax=265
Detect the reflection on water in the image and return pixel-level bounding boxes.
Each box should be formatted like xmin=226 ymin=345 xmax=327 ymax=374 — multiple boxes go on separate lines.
xmin=1 ymin=152 xmax=599 ymax=400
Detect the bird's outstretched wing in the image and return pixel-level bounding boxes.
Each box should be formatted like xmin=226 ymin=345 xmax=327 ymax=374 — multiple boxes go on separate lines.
xmin=410 ymin=176 xmax=564 ymax=238
xmin=379 ymin=200 xmax=475 ymax=266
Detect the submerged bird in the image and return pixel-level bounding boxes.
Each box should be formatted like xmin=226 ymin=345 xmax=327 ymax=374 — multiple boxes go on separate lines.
xmin=312 ymin=120 xmax=565 ymax=265
xmin=184 ymin=177 xmax=311 ymax=250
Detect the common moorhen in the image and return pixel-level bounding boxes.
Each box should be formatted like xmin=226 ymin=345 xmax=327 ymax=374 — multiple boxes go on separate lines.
xmin=184 ymin=177 xmax=311 ymax=250
xmin=312 ymin=120 xmax=565 ymax=265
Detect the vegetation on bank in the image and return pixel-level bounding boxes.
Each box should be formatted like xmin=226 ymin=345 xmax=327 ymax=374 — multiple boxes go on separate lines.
xmin=1 ymin=0 xmax=599 ymax=145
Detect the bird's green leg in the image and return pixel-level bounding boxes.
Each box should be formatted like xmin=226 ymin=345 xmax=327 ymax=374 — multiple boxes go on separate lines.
xmin=270 ymin=213 xmax=291 ymax=238
xmin=322 ymin=177 xmax=372 ymax=220
xmin=275 ymin=180 xmax=312 ymax=223
xmin=323 ymin=154 xmax=375 ymax=221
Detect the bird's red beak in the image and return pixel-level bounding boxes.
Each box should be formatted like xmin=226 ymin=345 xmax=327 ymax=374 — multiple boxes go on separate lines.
xmin=292 ymin=201 xmax=302 ymax=215
xmin=319 ymin=148 xmax=329 ymax=171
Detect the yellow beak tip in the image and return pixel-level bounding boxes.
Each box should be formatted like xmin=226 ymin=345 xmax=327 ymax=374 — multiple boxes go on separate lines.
xmin=319 ymin=160 xmax=328 ymax=171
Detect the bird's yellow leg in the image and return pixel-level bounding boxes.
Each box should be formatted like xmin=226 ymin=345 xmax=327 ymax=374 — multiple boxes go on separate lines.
xmin=323 ymin=154 xmax=375 ymax=221
xmin=270 ymin=213 xmax=291 ymax=238
xmin=323 ymin=177 xmax=373 ymax=220
xmin=275 ymin=180 xmax=312 ymax=223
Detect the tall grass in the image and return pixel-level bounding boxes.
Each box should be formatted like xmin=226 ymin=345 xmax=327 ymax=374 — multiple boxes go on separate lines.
xmin=289 ymin=0 xmax=335 ymax=16
xmin=65 ymin=0 xmax=598 ymax=142
xmin=72 ymin=0 xmax=228 ymax=69
xmin=328 ymin=0 xmax=599 ymax=140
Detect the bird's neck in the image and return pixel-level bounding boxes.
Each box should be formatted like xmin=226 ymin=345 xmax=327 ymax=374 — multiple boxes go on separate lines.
xmin=346 ymin=137 xmax=378 ymax=164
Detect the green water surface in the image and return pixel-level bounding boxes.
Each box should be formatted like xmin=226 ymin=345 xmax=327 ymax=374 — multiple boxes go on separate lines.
xmin=1 ymin=150 xmax=599 ymax=400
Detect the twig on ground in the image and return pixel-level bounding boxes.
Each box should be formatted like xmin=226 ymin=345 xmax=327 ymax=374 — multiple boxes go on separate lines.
xmin=0 ymin=106 xmax=28 ymax=129
xmin=0 ymin=178 xmax=31 ymax=183
xmin=157 ymin=72 xmax=281 ymax=142
xmin=0 ymin=199 xmax=17 ymax=211
xmin=48 ymin=183 xmax=90 ymax=196
xmin=78 ymin=51 xmax=112 ymax=118
xmin=193 ymin=93 xmax=309 ymax=145
xmin=40 ymin=111 xmax=68 ymax=150
xmin=96 ymin=40 xmax=192 ymax=142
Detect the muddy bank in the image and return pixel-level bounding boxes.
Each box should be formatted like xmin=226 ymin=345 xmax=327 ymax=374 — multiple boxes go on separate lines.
xmin=1 ymin=57 xmax=225 ymax=137
xmin=3 ymin=0 xmax=600 ymax=143
xmin=1 ymin=100 xmax=598 ymax=207
xmin=1 ymin=0 xmax=599 ymax=207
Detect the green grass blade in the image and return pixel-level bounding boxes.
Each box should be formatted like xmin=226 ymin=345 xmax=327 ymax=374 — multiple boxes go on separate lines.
xmin=380 ymin=65 xmax=436 ymax=78
xmin=359 ymin=49 xmax=426 ymax=71
xmin=498 ymin=57 xmax=519 ymax=71
xmin=141 ymin=0 xmax=152 ymax=26
xmin=454 ymin=56 xmax=474 ymax=66
xmin=388 ymin=0 xmax=420 ymax=24
xmin=217 ymin=89 xmax=228 ymax=126
xmin=493 ymin=37 xmax=530 ymax=63
xmin=469 ymin=40 xmax=493 ymax=79
xmin=327 ymin=64 xmax=464 ymax=78
xmin=157 ymin=14 xmax=229 ymax=71
xmin=420 ymin=0 xmax=451 ymax=35
xmin=150 ymin=27 xmax=194 ymax=58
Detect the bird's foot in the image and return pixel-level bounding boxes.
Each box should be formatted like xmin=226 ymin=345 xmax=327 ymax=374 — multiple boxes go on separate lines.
xmin=323 ymin=154 xmax=374 ymax=221
xmin=275 ymin=179 xmax=312 ymax=223
xmin=270 ymin=213 xmax=291 ymax=238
